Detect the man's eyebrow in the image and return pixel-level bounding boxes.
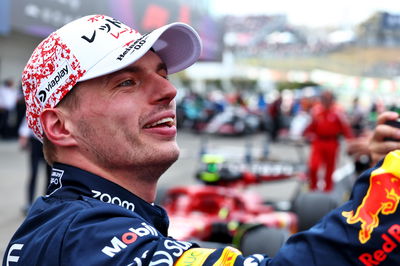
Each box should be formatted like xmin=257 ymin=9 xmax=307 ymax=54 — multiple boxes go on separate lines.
xmin=104 ymin=62 xmax=168 ymax=84
xmin=112 ymin=66 xmax=141 ymax=76
xmin=110 ymin=62 xmax=168 ymax=77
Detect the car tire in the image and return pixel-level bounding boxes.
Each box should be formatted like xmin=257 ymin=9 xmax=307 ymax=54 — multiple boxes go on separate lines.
xmin=239 ymin=226 xmax=288 ymax=257
xmin=292 ymin=192 xmax=338 ymax=231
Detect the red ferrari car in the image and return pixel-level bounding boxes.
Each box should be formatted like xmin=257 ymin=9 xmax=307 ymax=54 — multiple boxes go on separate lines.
xmin=164 ymin=184 xmax=297 ymax=236
xmin=159 ymin=154 xmax=338 ymax=256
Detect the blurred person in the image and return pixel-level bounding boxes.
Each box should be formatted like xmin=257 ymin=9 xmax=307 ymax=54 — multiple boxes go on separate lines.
xmin=267 ymin=92 xmax=283 ymax=141
xmin=288 ymin=107 xmax=311 ymax=141
xmin=13 ymin=83 xmax=27 ymax=137
xmin=181 ymin=91 xmax=209 ymax=132
xmin=304 ymin=90 xmax=354 ymax=192
xmin=257 ymin=91 xmax=267 ymax=113
xmin=0 ymin=79 xmax=18 ymax=138
xmin=367 ymin=99 xmax=386 ymax=129
xmin=347 ymin=97 xmax=371 ymax=174
xmin=5 ymin=14 xmax=400 ymax=266
xmin=349 ymin=97 xmax=366 ymax=137
xmin=288 ymin=94 xmax=315 ymax=140
xmin=18 ymin=118 xmax=52 ymax=214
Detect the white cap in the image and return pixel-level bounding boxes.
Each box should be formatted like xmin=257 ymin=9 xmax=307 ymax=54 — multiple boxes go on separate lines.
xmin=22 ymin=14 xmax=202 ymax=141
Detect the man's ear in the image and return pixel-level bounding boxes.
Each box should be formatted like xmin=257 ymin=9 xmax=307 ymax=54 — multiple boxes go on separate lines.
xmin=40 ymin=108 xmax=77 ymax=146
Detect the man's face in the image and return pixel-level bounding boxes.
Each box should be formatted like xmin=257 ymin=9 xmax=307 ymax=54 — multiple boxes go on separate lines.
xmin=65 ymin=51 xmax=179 ymax=175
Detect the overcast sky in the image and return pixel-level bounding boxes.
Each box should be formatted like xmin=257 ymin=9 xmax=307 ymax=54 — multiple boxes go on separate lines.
xmin=211 ymin=0 xmax=400 ymax=27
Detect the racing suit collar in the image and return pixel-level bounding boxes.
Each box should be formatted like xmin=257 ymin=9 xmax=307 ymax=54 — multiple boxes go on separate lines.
xmin=47 ymin=162 xmax=169 ymax=236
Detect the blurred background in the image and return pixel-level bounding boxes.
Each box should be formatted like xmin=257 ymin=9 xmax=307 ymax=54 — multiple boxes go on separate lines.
xmin=0 ymin=0 xmax=400 ymax=108
xmin=1 ymin=0 xmax=400 ymax=258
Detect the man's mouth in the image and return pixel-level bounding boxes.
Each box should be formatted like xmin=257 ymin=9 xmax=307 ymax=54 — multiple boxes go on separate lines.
xmin=144 ymin=117 xmax=175 ymax=128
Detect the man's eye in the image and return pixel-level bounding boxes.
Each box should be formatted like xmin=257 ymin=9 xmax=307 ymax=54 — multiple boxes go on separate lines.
xmin=118 ymin=79 xmax=136 ymax=87
xmin=160 ymin=72 xmax=169 ymax=80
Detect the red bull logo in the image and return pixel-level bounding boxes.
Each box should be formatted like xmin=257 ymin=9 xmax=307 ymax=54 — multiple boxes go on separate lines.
xmin=342 ymin=150 xmax=400 ymax=244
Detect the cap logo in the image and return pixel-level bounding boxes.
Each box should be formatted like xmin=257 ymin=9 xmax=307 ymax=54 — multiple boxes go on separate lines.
xmin=36 ymin=61 xmax=71 ymax=104
xmin=81 ymin=15 xmax=139 ymax=44
xmin=117 ymin=33 xmax=149 ymax=61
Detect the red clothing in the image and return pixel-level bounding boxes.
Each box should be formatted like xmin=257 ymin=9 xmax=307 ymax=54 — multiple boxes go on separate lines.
xmin=304 ymin=104 xmax=353 ymax=191
xmin=304 ymin=104 xmax=353 ymax=141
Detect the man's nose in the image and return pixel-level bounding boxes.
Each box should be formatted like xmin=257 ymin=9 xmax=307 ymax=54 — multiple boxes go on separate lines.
xmin=151 ymin=75 xmax=177 ymax=105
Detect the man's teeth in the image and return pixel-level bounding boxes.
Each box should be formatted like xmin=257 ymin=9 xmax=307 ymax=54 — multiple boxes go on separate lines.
xmin=145 ymin=117 xmax=174 ymax=128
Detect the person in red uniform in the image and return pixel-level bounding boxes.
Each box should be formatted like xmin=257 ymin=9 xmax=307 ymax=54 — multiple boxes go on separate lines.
xmin=304 ymin=90 xmax=353 ymax=192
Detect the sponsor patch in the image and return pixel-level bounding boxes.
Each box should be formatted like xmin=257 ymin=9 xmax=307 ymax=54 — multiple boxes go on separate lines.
xmin=36 ymin=61 xmax=70 ymax=104
xmin=102 ymin=222 xmax=158 ymax=257
xmin=358 ymin=224 xmax=400 ymax=266
xmin=91 ymin=190 xmax=135 ymax=211
xmin=342 ymin=151 xmax=400 ymax=244
xmin=47 ymin=168 xmax=64 ymax=195
xmin=116 ymin=33 xmax=149 ymax=61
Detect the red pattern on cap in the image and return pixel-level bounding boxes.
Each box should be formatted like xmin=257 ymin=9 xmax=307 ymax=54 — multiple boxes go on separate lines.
xmin=22 ymin=32 xmax=85 ymax=140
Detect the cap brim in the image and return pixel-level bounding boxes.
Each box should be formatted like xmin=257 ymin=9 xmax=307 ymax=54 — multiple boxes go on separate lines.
xmin=79 ymin=22 xmax=202 ymax=82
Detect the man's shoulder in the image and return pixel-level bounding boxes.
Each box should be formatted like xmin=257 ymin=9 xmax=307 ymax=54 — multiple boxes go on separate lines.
xmin=14 ymin=195 xmax=145 ymax=241
xmin=5 ymin=196 xmax=149 ymax=264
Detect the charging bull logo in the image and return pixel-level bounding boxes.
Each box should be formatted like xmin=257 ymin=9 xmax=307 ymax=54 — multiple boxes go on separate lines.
xmin=342 ymin=151 xmax=400 ymax=244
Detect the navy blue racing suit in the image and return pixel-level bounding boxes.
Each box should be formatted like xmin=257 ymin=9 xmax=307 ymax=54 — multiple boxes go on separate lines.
xmin=4 ymin=150 xmax=400 ymax=265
